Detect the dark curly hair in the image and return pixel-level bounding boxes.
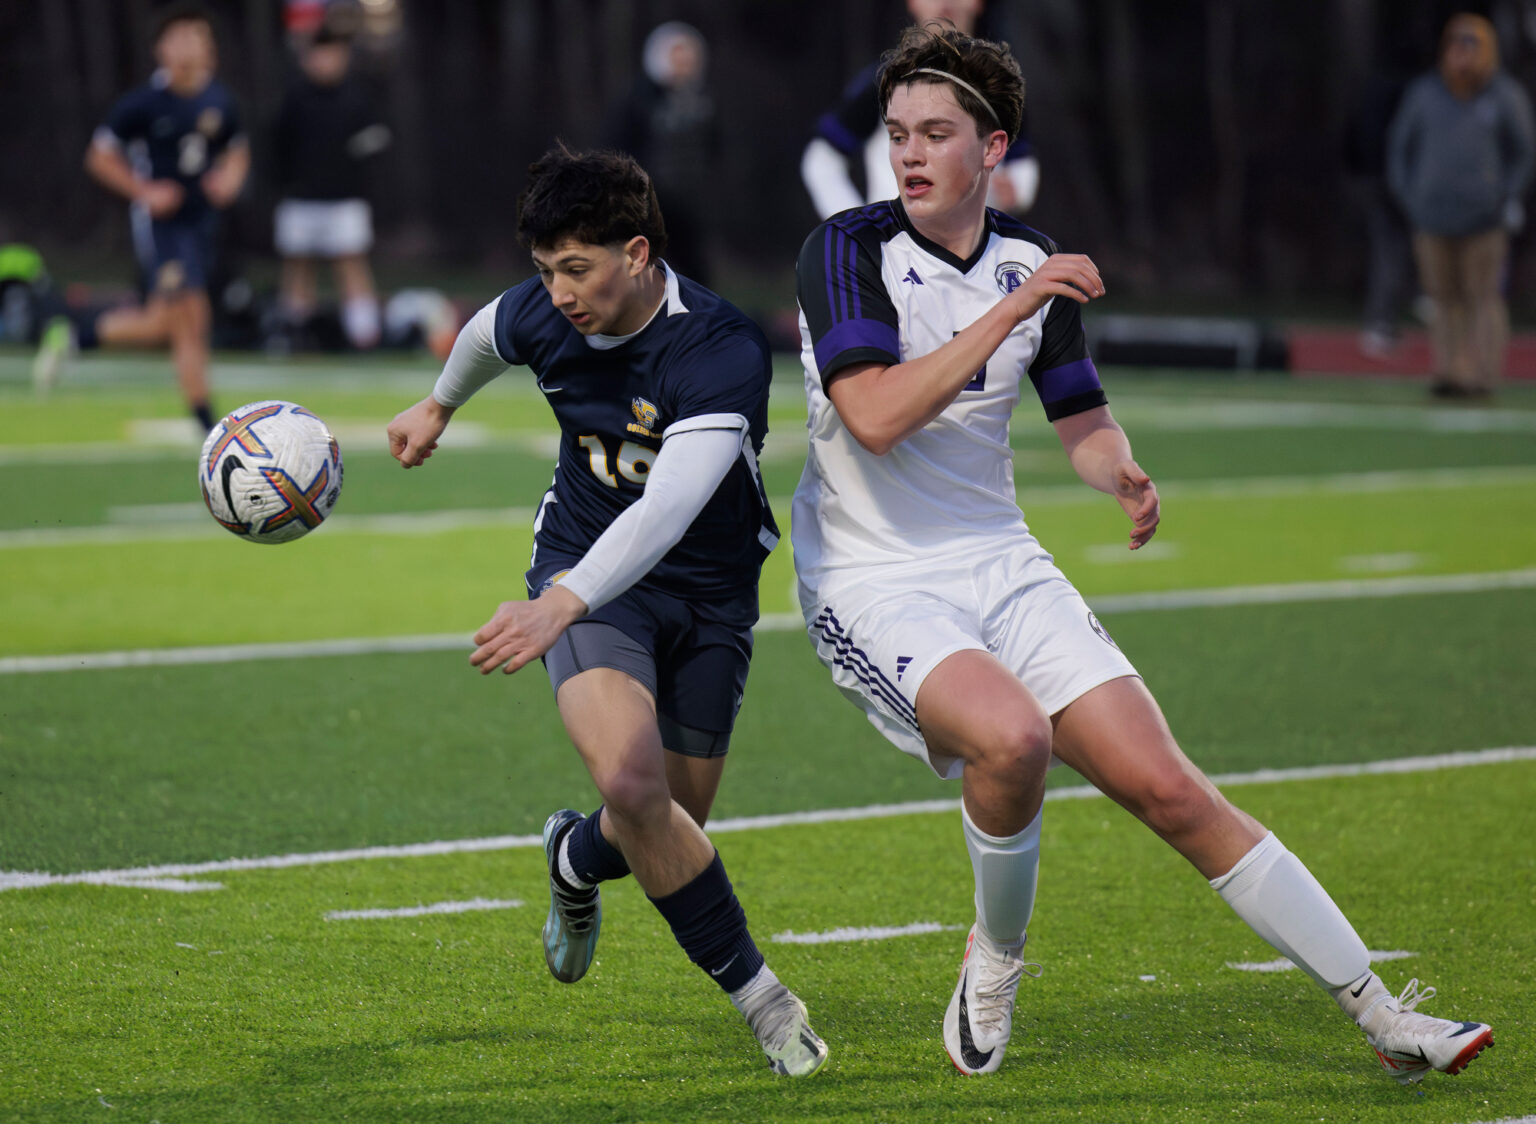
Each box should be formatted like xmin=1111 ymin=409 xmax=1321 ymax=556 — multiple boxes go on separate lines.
xmin=515 ymin=143 xmax=669 ymax=259
xmin=876 ymin=22 xmax=1025 ymax=145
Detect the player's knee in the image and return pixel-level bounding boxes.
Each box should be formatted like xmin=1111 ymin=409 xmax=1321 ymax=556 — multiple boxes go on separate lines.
xmin=972 ymin=714 xmax=1053 ymax=793
xmin=1137 ymin=769 xmax=1222 ymax=840
xmin=593 ymin=761 xmax=671 ymax=828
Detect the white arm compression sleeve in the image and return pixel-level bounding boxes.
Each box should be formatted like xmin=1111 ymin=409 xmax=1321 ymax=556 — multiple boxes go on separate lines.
xmin=431 ymin=299 xmax=505 ymax=408
xmin=801 ymin=137 xmax=866 ymax=220
xmin=559 ymin=419 xmax=748 ymax=613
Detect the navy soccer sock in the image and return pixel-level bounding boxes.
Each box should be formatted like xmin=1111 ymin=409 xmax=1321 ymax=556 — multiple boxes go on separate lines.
xmin=565 ymin=806 xmax=631 ymax=885
xmin=648 ymin=852 xmax=765 ymax=994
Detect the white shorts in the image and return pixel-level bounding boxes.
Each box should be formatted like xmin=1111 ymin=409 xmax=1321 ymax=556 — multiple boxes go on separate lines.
xmin=800 ymin=551 xmax=1139 ymax=780
xmin=274 ymin=198 xmax=374 ymax=258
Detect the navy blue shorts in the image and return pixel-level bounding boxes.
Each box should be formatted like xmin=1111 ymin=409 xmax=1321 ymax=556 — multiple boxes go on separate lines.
xmin=134 ymin=211 xmax=217 ymax=294
xmin=527 ymin=557 xmax=756 ymax=746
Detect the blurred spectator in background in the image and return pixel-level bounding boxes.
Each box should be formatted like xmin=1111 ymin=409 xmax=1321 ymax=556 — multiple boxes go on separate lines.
xmin=1388 ymin=12 xmax=1535 ymax=399
xmin=1344 ymin=46 xmax=1415 ymax=358
xmin=32 ymin=3 xmax=247 ymax=434
xmin=604 ymin=22 xmax=720 ymax=286
xmin=272 ymin=23 xmax=391 ymax=350
xmin=800 ymin=0 xmax=1038 ymax=220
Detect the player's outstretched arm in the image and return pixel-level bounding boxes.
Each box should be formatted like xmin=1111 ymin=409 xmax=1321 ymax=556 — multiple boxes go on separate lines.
xmin=467 ymin=423 xmax=746 ymax=675
xmin=1053 ymin=405 xmax=1159 ymax=549
xmin=828 ymin=254 xmax=1103 ymax=455
xmin=388 ymin=300 xmax=509 ymax=467
xmin=387 ymin=395 xmax=454 ymax=468
xmin=85 ymin=137 xmax=183 ymax=217
xmin=470 ymin=585 xmax=588 ymax=676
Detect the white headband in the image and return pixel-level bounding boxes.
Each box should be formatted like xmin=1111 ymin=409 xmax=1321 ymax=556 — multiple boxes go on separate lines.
xmin=905 ymin=67 xmax=1002 ymax=127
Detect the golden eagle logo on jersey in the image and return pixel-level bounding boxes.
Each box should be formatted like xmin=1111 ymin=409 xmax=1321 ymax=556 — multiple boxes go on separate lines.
xmin=626 ymin=397 xmax=660 ymax=438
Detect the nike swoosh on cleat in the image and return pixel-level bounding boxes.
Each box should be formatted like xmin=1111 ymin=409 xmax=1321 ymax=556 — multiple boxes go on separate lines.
xmin=955 ymin=969 xmax=995 ymax=1071
xmin=1449 ymin=1022 xmax=1484 ymax=1037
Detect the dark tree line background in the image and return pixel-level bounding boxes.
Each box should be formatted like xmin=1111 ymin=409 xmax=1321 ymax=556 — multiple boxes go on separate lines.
xmin=5 ymin=0 xmax=1536 ymax=322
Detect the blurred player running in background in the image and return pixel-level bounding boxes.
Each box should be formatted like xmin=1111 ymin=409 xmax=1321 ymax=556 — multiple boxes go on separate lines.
xmin=801 ymin=0 xmax=1038 ymax=220
xmin=792 ymin=20 xmax=1492 ymax=1083
xmin=33 ymin=4 xmax=248 ymax=434
xmin=387 ymin=145 xmax=827 ymax=1078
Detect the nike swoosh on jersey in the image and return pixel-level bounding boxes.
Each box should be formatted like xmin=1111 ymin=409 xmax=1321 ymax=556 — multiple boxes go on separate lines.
xmin=956 ymin=968 xmax=995 ymax=1070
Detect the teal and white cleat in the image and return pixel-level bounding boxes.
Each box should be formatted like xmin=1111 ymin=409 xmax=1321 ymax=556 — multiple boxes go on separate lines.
xmin=540 ymin=809 xmax=601 ymax=983
xmin=32 ymin=316 xmax=75 ymax=395
xmin=1365 ymin=979 xmax=1493 ymax=1084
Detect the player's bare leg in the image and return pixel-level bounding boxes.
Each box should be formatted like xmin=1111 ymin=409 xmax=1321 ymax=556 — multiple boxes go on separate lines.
xmin=1052 ymin=673 xmax=1493 ymax=1082
xmin=551 ymin=668 xmax=826 ymax=1075
xmin=916 ymin=650 xmax=1052 ymax=1075
xmin=96 ymin=297 xmax=174 ymax=348
xmin=280 ymin=256 xmax=318 ymax=324
xmin=162 ymin=290 xmax=214 ymax=431
xmin=663 ymin=752 xmax=725 ymax=828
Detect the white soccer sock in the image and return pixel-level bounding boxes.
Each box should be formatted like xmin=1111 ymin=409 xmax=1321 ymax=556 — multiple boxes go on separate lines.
xmin=556 ymin=833 xmax=593 ymax=891
xmin=342 ymin=296 xmax=381 ymax=349
xmin=1210 ymin=831 xmax=1370 ymax=989
xmin=961 ymin=800 xmax=1041 ymax=947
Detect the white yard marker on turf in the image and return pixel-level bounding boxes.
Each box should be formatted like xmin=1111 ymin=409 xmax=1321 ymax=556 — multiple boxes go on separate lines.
xmin=771 ymin=922 xmax=967 ymax=945
xmin=8 ymin=568 xmax=1535 ymax=675
xmin=1227 ymin=949 xmax=1417 ymax=973
xmin=324 ymin=897 xmax=523 ymax=922
xmin=3 ymin=746 xmax=1533 ymax=894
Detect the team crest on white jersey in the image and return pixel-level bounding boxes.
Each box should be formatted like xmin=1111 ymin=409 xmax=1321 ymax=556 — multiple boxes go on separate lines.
xmin=627 ymin=397 xmax=660 ymax=438
xmin=995 ymin=261 xmax=1032 ymax=294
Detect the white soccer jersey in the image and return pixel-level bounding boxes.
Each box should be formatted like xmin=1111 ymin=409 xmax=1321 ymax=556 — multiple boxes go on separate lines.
xmin=791 ymin=200 xmax=1107 ymax=594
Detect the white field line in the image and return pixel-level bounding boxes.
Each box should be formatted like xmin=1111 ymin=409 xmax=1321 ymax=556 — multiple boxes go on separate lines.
xmin=0 ymin=505 xmax=540 ymax=549
xmin=1226 ymin=949 xmax=1416 ymax=973
xmin=6 ymin=567 xmax=1535 ymax=676
xmin=2 ymin=746 xmax=1531 ymax=895
xmin=324 ymin=897 xmax=522 ymax=922
xmin=771 ymin=922 xmax=966 ymax=945
xmin=1 ymin=463 xmax=1531 ymax=548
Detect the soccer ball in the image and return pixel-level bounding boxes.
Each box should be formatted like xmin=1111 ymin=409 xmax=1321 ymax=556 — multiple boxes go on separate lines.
xmin=198 ymin=400 xmax=343 ymax=544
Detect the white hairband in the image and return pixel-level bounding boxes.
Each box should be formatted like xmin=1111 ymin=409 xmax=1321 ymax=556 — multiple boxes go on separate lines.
xmin=905 ymin=67 xmax=1002 ymax=126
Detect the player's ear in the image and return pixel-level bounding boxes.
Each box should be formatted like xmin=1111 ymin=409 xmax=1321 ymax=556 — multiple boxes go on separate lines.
xmin=623 ymin=235 xmax=651 ymax=276
xmin=982 ymin=129 xmax=1009 ymax=170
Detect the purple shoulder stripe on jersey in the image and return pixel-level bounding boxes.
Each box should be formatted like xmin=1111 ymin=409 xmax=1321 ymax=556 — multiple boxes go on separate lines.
xmin=813 ymin=318 xmax=901 ymax=372
xmin=816 ymin=111 xmax=863 ymax=156
xmin=1036 ymin=356 xmax=1102 ymax=403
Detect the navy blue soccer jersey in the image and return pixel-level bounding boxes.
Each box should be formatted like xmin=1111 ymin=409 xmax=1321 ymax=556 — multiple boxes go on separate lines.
xmin=101 ymin=74 xmax=244 ymax=217
xmin=493 ymin=267 xmax=779 ymax=601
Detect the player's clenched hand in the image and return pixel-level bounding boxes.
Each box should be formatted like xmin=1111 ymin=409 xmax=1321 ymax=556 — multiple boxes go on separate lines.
xmin=387 ymin=395 xmax=454 ymax=468
xmin=137 ymin=179 xmax=184 ymax=219
xmin=1111 ymin=460 xmax=1160 ymax=549
xmin=470 ymin=585 xmax=588 ymax=675
xmin=1003 ymin=253 xmax=1104 ymax=324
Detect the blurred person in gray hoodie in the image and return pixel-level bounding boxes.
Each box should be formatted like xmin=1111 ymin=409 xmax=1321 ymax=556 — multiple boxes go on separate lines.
xmin=1388 ymin=12 xmax=1535 ymax=398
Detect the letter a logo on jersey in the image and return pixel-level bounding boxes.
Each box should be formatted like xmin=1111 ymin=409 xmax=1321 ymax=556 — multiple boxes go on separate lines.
xmin=995 ymin=261 xmax=1032 ymax=294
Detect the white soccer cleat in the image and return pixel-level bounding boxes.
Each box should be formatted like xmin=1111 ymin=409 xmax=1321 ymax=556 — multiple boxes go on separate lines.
xmin=943 ymin=924 xmax=1040 ymax=1075
xmin=1365 ymin=979 xmax=1493 ymax=1084
xmin=540 ymin=809 xmax=601 ymax=984
xmin=32 ymin=316 xmax=75 ymax=396
xmin=735 ymin=975 xmax=829 ymax=1077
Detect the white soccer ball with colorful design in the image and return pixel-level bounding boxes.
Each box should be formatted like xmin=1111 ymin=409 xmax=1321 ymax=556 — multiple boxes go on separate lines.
xmin=198 ymin=400 xmax=343 ymax=544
